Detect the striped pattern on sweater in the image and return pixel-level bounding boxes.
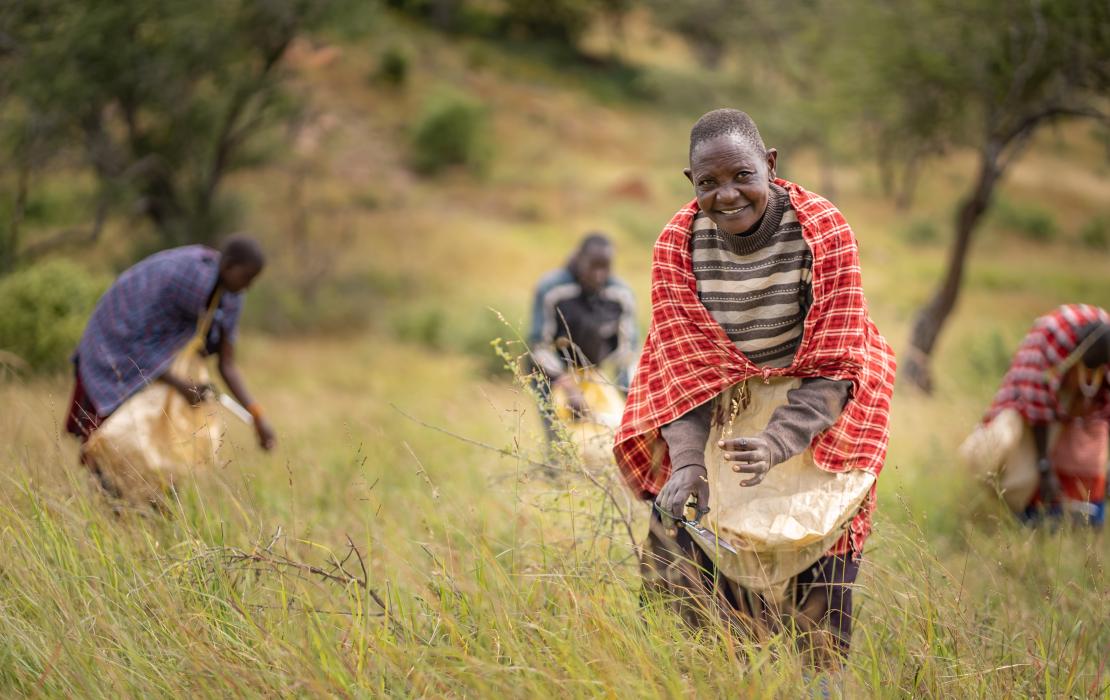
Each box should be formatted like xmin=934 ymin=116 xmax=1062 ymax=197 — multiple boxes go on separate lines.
xmin=691 ymin=184 xmax=813 ymax=368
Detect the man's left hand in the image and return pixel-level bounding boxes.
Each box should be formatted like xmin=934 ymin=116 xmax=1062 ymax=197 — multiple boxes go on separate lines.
xmin=255 ymin=416 xmax=277 ymax=451
xmin=719 ymin=435 xmax=774 ymax=487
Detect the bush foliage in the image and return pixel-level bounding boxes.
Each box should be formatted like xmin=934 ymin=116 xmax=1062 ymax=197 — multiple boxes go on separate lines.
xmin=408 ymin=90 xmax=491 ymax=175
xmin=0 ymin=260 xmax=106 ymax=373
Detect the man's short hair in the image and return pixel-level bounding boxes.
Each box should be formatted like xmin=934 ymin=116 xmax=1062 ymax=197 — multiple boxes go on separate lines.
xmin=576 ymin=232 xmax=612 ymax=257
xmin=220 ymin=233 xmax=266 ymax=269
xmin=689 ymin=108 xmax=766 ymax=158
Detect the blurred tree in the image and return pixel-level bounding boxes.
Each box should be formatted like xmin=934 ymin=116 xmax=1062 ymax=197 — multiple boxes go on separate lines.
xmin=643 ymin=1 xmax=858 ymax=195
xmin=502 ymin=0 xmax=596 ymax=45
xmin=645 ymin=0 xmax=736 ymax=69
xmin=0 ymin=0 xmax=323 ymax=270
xmin=384 ymin=0 xmax=631 ymax=57
xmin=841 ymin=0 xmax=1109 ymax=391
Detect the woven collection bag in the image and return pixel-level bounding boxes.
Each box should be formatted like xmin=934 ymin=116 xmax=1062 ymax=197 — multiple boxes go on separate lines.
xmin=697 ymin=378 xmax=874 ymax=596
xmin=83 ymin=298 xmax=223 ymax=506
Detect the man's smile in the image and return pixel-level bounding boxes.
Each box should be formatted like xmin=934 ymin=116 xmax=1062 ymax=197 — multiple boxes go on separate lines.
xmin=716 ymin=205 xmax=750 ymax=216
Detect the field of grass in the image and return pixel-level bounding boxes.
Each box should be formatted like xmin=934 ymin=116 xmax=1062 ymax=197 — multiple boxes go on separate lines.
xmin=3 ymin=11 xmax=1109 ymax=698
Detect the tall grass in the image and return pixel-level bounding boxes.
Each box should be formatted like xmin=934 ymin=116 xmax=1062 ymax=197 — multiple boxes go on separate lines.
xmin=1 ymin=332 xmax=1106 ymax=698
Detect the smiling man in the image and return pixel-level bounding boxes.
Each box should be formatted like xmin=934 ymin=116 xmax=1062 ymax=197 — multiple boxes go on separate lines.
xmin=614 ymin=109 xmax=895 ymax=668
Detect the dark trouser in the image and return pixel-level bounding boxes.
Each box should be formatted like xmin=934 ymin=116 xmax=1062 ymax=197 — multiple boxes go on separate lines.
xmin=65 ymin=364 xmax=104 ymax=441
xmin=640 ymin=508 xmax=859 ymax=669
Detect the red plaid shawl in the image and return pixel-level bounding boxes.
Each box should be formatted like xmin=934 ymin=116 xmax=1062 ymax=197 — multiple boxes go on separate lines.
xmin=614 ymin=179 xmax=897 ymax=500
xmin=985 ymin=304 xmax=1110 ymax=425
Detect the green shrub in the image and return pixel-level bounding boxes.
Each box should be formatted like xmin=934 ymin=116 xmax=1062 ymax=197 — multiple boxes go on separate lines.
xmin=0 ymin=260 xmax=107 ymax=373
xmin=1079 ymin=216 xmax=1109 ymax=251
xmin=375 ymin=46 xmax=409 ymax=87
xmin=391 ymin=304 xmax=520 ymax=377
xmin=408 ymin=90 xmax=491 ymax=176
xmin=990 ymin=199 xmax=1058 ymax=242
xmin=392 ymin=305 xmax=447 ymax=350
xmin=502 ymin=0 xmax=593 ymax=44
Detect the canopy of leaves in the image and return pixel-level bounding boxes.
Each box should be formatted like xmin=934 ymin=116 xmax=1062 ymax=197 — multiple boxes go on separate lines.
xmin=1 ymin=0 xmax=321 ymax=260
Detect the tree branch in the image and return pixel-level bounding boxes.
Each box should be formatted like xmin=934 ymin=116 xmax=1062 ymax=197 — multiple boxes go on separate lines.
xmin=200 ymin=25 xmax=300 ymax=215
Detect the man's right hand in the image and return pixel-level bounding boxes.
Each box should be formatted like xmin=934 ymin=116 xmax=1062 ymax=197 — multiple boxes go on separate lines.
xmin=162 ymin=372 xmax=212 ymax=406
xmin=657 ymin=464 xmax=709 ymax=520
xmin=554 ymin=374 xmax=589 ymax=419
xmin=179 ymin=383 xmax=214 ymax=406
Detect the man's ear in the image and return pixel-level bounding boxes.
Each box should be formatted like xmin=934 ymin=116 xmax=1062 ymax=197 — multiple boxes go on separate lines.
xmin=683 ymin=167 xmax=694 ymax=185
xmin=765 ymin=149 xmax=778 ymax=180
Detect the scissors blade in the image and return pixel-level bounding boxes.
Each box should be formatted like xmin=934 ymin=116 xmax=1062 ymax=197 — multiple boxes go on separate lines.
xmin=681 ymin=520 xmax=738 ymax=554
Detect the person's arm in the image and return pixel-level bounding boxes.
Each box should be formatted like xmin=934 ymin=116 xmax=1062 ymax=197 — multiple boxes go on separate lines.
xmin=762 ymin=378 xmax=852 ymax=465
xmin=1032 ymin=422 xmax=1060 ymax=503
xmin=657 ymin=400 xmax=714 ymax=518
xmin=719 ymin=378 xmax=851 ymax=486
xmin=217 ymin=336 xmax=276 ymax=450
xmin=529 ymin=280 xmax=565 ymax=378
xmin=529 ymin=279 xmax=588 ymax=413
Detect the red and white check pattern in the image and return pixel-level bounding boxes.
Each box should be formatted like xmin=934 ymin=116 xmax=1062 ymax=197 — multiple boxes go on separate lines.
xmin=613 ymin=180 xmax=896 ymax=554
xmin=986 ymin=304 xmax=1110 ymax=425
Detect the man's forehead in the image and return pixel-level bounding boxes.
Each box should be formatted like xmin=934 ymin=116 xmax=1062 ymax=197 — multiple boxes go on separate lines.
xmin=581 ymin=243 xmax=613 ymax=262
xmin=691 ymin=134 xmax=763 ymax=166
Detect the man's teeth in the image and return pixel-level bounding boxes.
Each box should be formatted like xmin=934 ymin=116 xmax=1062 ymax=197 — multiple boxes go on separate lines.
xmin=720 ymin=207 xmax=747 ymax=215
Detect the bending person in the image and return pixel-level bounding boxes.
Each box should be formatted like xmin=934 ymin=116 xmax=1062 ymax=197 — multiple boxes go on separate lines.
xmin=965 ymin=304 xmax=1109 ymax=526
xmin=613 ymin=109 xmax=895 ymax=667
xmin=66 ymin=235 xmax=275 ymax=492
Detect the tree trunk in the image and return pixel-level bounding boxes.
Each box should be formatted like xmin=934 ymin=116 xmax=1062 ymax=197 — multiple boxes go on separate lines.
xmin=894 ymin=150 xmax=923 ymax=211
xmin=1 ymin=165 xmax=29 ymax=274
xmin=902 ymin=145 xmax=1002 ymax=392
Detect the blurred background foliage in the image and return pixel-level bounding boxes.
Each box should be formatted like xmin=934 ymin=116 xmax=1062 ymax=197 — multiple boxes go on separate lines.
xmin=0 ymin=0 xmax=1107 ymax=376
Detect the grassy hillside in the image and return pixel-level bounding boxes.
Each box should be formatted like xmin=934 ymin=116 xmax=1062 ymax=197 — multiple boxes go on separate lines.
xmin=2 ymin=11 xmax=1109 ymax=698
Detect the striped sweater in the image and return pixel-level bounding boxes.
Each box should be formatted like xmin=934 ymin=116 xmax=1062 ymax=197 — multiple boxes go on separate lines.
xmin=661 ymin=184 xmax=850 ymax=470
xmin=691 ymin=183 xmax=811 ymax=368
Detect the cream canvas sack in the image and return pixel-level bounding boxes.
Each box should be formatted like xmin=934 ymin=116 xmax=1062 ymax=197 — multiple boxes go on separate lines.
xmin=958 ymin=408 xmax=1042 ymax=512
xmin=694 ymin=378 xmax=874 ymax=595
xmin=83 ymin=296 xmax=223 ymax=505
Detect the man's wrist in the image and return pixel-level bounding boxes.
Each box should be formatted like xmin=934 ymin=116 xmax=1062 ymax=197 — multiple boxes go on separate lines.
xmin=672 ymin=463 xmax=706 ymax=474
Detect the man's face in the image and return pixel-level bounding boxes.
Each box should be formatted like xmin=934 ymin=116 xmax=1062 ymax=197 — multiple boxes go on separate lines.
xmin=575 ymin=244 xmax=612 ymax=295
xmin=1080 ymin=330 xmax=1110 ymax=370
xmin=220 ymin=262 xmax=262 ymax=293
xmin=685 ymin=135 xmax=777 ymax=235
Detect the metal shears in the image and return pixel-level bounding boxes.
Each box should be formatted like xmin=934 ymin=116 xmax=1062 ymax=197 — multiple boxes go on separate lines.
xmin=654 ymin=501 xmax=738 ymax=555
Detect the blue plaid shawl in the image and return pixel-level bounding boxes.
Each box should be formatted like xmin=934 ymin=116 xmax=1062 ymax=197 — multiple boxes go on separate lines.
xmin=74 ymin=245 xmax=243 ymax=416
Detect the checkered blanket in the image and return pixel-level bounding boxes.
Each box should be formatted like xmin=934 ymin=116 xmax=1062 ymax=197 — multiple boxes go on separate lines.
xmin=614 ymin=179 xmax=896 ymax=499
xmin=985 ymin=304 xmax=1110 ymax=425
xmin=75 ymin=245 xmax=242 ymax=416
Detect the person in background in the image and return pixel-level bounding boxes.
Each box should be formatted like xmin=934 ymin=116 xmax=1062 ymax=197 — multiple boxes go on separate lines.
xmin=528 ymin=233 xmax=637 ymax=435
xmin=977 ymin=304 xmax=1109 ymax=526
xmin=614 ymin=108 xmax=896 ymax=667
xmin=66 ymin=235 xmax=276 ymax=460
